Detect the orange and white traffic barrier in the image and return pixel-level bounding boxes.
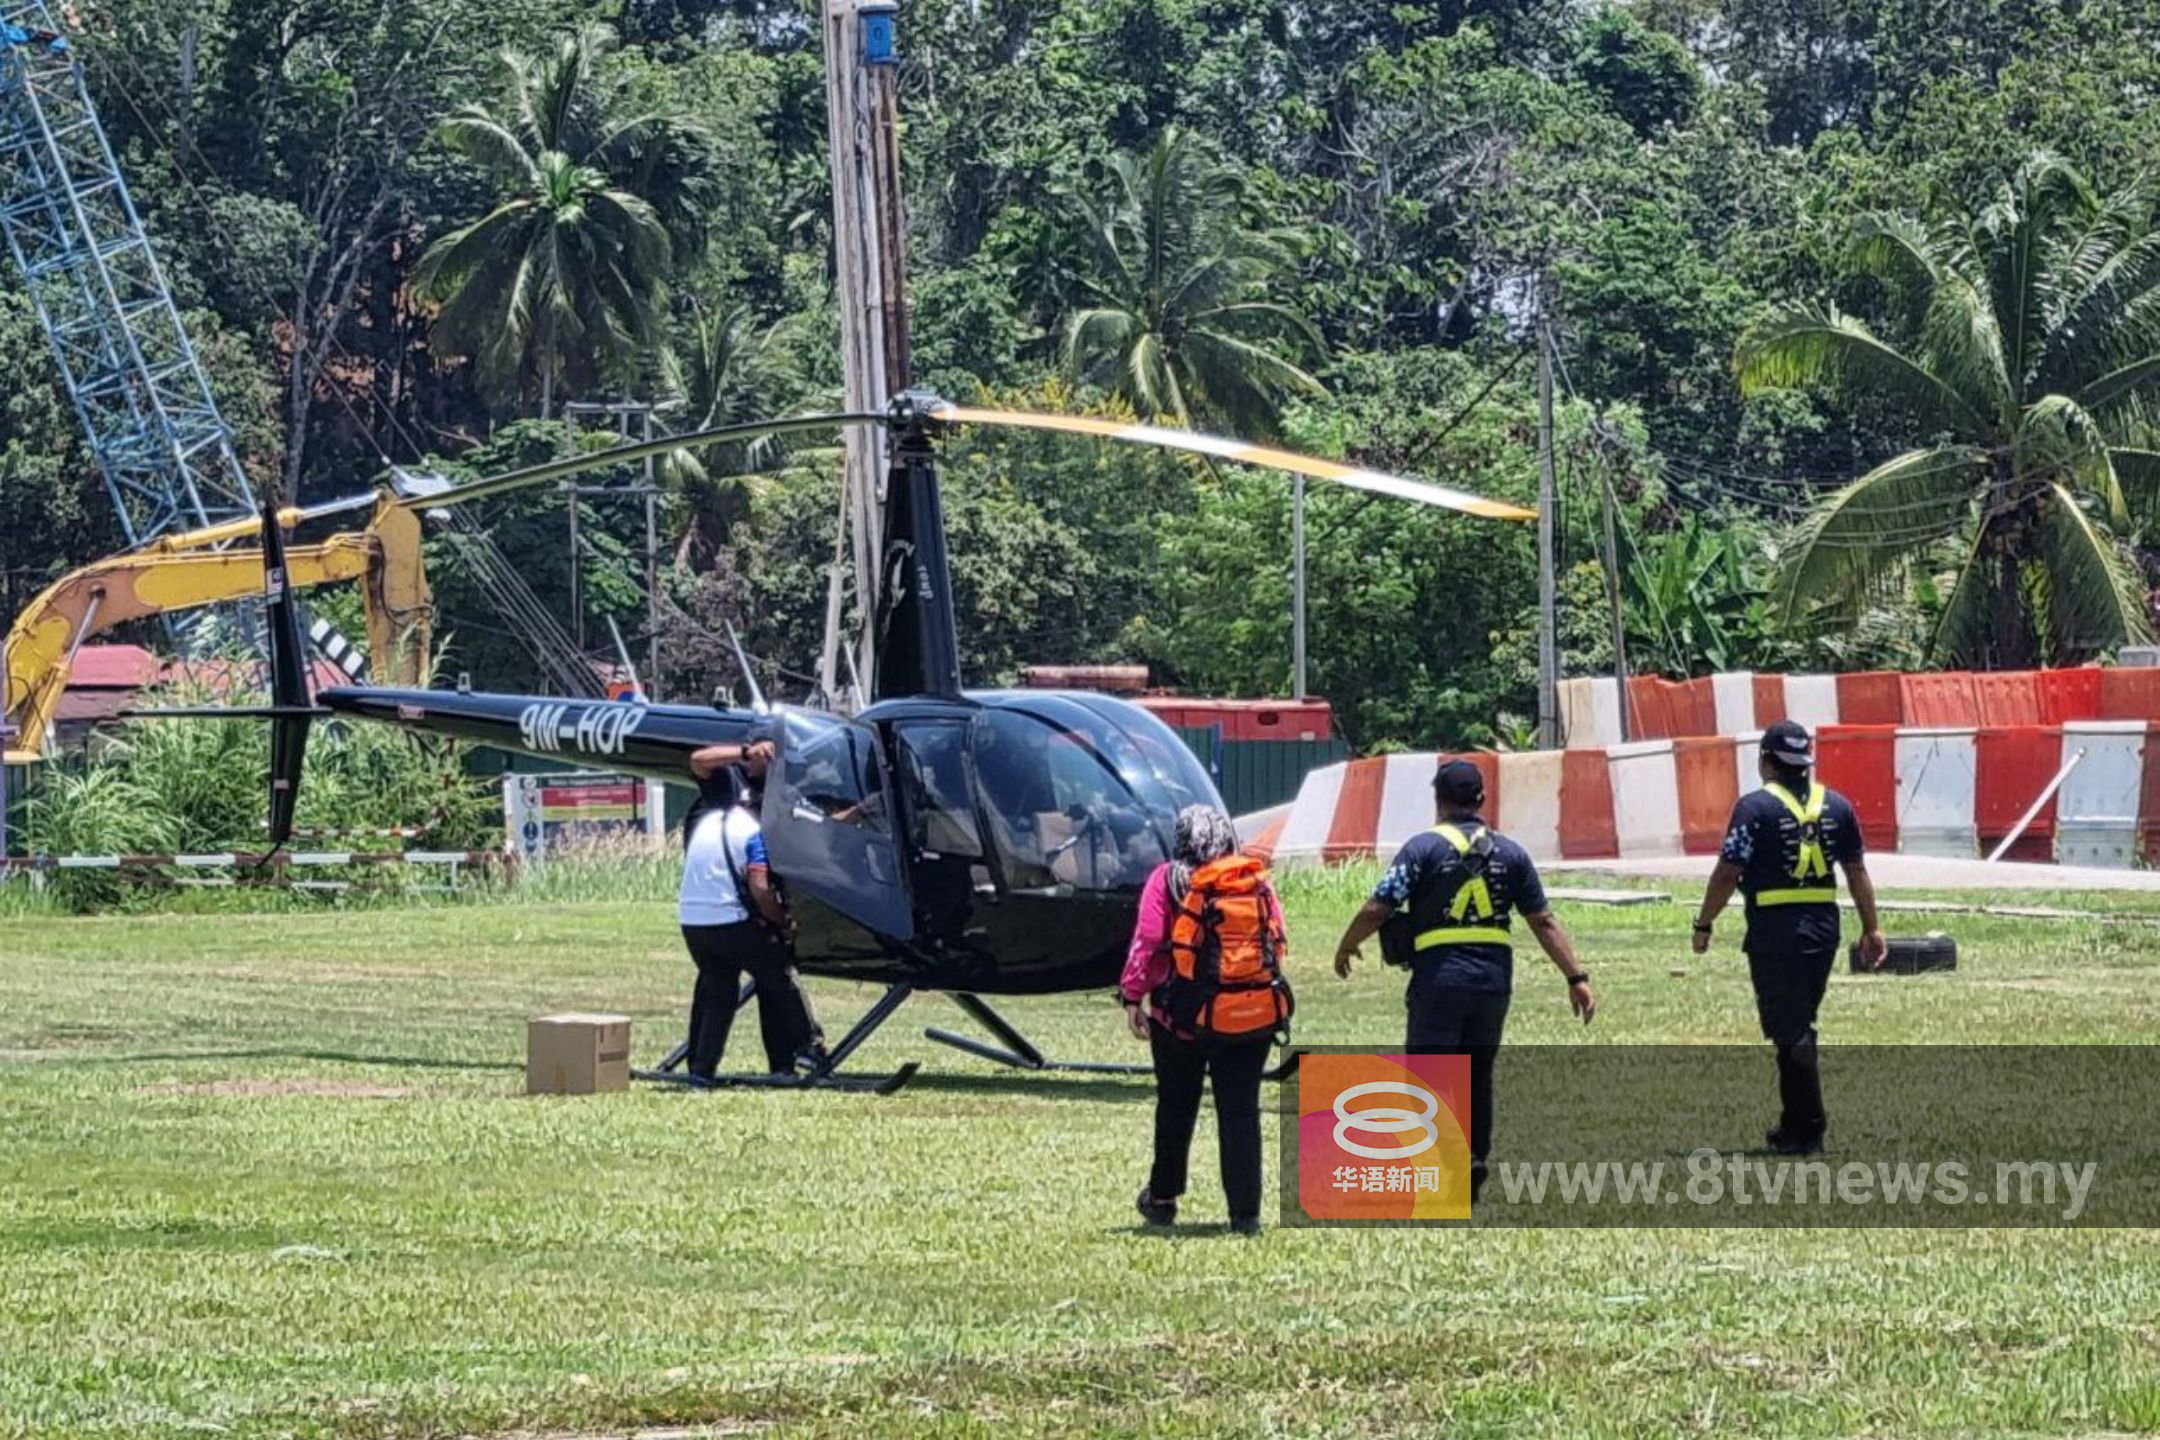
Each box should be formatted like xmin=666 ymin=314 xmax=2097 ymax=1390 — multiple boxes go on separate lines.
xmin=1266 ymin=718 xmax=2160 ymax=871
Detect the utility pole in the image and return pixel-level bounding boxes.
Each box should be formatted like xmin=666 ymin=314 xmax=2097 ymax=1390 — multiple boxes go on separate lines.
xmin=1595 ymin=430 xmax=1632 ymax=742
xmin=1535 ymin=310 xmax=1560 ymax=750
xmin=819 ymin=0 xmax=910 ymax=709
xmin=642 ymin=405 xmax=660 ymax=700
xmin=1292 ymin=474 xmax=1308 ymax=699
xmin=567 ymin=483 xmax=583 ymax=654
xmin=565 ymin=399 xmax=668 ymax=700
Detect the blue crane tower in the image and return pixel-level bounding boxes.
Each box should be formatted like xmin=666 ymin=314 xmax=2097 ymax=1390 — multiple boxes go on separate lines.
xmin=0 ymin=3 xmax=259 ymax=549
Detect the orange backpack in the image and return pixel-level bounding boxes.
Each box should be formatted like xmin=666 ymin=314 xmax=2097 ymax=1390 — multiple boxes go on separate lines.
xmin=1158 ymin=855 xmax=1294 ymax=1038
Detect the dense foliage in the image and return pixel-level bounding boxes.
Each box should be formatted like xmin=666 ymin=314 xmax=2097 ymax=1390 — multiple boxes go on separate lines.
xmin=10 ymin=1 xmax=2160 ymax=752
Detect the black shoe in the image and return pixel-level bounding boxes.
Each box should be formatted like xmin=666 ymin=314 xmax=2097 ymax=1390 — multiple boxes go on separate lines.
xmin=1765 ymin=1127 xmax=1824 ymax=1156
xmin=1136 ymin=1186 xmax=1178 ymax=1226
xmin=1228 ymin=1216 xmax=1262 ymax=1236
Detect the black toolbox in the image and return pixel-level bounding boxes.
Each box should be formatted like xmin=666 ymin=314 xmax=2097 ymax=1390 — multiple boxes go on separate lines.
xmin=1850 ymin=934 xmax=1958 ymax=974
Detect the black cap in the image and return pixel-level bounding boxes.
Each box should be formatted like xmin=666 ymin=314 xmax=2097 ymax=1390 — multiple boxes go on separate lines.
xmin=1433 ymin=758 xmax=1486 ymax=806
xmin=1762 ymin=720 xmax=1814 ymax=768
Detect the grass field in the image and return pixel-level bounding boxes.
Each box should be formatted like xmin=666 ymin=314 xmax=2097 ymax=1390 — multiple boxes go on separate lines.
xmin=4 ymin=868 xmax=2159 ymax=1439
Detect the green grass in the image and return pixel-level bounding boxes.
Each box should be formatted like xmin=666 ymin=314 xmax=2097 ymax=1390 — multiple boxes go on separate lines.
xmin=3 ymin=867 xmax=2159 ymax=1438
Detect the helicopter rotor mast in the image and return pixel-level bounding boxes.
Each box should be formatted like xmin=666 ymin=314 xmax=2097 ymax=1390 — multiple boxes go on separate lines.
xmin=876 ymin=394 xmax=966 ymax=701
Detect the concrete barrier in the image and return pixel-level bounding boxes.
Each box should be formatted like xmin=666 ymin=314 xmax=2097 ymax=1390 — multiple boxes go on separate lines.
xmin=1499 ymin=749 xmax=1565 ymax=860
xmin=1784 ymin=674 xmax=1841 ymax=732
xmin=1560 ymin=676 xmax=1624 ymax=748
xmin=1711 ymin=672 xmax=1756 ymax=735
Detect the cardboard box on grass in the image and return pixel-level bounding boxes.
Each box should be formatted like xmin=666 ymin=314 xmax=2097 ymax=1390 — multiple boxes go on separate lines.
xmin=527 ymin=1013 xmax=632 ymax=1095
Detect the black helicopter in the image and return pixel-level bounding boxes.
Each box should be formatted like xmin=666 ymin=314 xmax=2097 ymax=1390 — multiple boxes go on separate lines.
xmin=207 ymin=390 xmax=1532 ymax=1091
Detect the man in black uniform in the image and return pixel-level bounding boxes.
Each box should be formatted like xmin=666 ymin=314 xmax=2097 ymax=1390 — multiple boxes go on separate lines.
xmin=1693 ymin=720 xmax=1887 ymax=1155
xmin=1334 ymin=759 xmax=1596 ymax=1198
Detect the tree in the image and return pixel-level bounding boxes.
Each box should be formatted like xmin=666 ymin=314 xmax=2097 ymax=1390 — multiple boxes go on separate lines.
xmin=1574 ymin=8 xmax=1702 ymax=137
xmin=1738 ymin=155 xmax=2160 ymax=667
xmin=659 ymin=302 xmax=816 ymax=560
xmin=413 ymin=24 xmax=707 ymax=417
xmin=1059 ymin=125 xmax=1323 ymax=440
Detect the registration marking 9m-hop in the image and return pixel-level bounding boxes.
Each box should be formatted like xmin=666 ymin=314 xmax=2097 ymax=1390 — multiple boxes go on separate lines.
xmin=517 ymin=701 xmax=648 ymax=758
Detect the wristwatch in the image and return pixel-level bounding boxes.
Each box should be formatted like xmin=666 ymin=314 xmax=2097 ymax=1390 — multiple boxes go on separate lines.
xmin=1566 ymin=970 xmax=1591 ymax=987
xmin=1692 ymin=917 xmax=1714 ymax=933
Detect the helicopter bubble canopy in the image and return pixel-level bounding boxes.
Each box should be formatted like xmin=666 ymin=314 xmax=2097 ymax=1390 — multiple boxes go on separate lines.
xmin=961 ymin=691 xmax=1225 ymax=895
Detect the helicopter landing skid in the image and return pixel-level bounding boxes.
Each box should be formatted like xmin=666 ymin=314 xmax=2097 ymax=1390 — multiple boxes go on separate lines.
xmin=636 ymin=981 xmax=921 ymax=1095
xmin=633 ymin=1063 xmax=921 ymax=1096
xmin=923 ymin=992 xmax=1152 ymax=1077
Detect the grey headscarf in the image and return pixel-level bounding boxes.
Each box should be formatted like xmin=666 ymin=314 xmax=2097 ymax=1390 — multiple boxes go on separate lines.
xmin=1170 ymin=804 xmax=1241 ymax=894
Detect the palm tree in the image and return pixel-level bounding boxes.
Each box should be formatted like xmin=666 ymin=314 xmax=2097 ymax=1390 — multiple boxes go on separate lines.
xmin=413 ymin=24 xmax=707 ymax=417
xmin=1060 ymin=126 xmax=1324 ymax=440
xmin=659 ymin=303 xmax=825 ymax=559
xmin=1737 ymin=154 xmax=2160 ymax=667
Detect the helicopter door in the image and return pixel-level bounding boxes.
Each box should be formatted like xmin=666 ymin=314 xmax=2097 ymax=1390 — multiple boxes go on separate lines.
xmin=760 ymin=707 xmax=913 ymax=940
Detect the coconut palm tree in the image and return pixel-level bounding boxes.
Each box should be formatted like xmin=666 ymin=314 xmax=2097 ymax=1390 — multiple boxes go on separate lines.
xmin=413 ymin=24 xmax=708 ymax=417
xmin=1060 ymin=125 xmax=1324 ymax=441
xmin=1737 ymin=154 xmax=2160 ymax=667
xmin=658 ymin=303 xmax=827 ymax=558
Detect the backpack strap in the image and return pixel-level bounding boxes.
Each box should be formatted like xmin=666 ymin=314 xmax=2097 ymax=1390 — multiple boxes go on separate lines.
xmin=1418 ymin=822 xmax=1510 ymax=949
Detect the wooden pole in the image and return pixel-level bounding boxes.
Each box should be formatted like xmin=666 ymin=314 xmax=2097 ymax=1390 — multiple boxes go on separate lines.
xmin=1598 ymin=452 xmax=1631 ymax=742
xmin=1535 ymin=314 xmax=1560 ymax=750
xmin=818 ymin=0 xmax=910 ymax=709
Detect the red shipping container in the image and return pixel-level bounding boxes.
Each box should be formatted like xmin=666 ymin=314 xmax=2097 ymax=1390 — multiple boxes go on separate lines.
xmin=1324 ymin=757 xmax=1389 ymax=863
xmin=1752 ymin=674 xmax=1788 ymax=727
xmin=1835 ymin=671 xmax=1904 ymax=725
xmin=1816 ymin=725 xmax=1899 ymax=851
xmin=1674 ymin=737 xmax=1739 ymax=855
xmin=2099 ymin=669 xmax=2160 ymax=723
xmin=1899 ymin=672 xmax=1979 ymax=728
xmin=1975 ymin=726 xmax=2064 ymax=845
xmin=2040 ymin=666 xmax=2104 ymax=725
xmin=1135 ymin=697 xmax=1334 ymax=741
xmin=1972 ymin=671 xmax=2043 ymax=728
xmin=1223 ymin=701 xmax=1333 ymax=742
xmin=1558 ymin=749 xmax=1619 ymax=859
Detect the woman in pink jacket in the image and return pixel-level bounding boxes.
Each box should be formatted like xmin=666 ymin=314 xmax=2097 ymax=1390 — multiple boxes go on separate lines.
xmin=1120 ymin=805 xmax=1285 ymax=1235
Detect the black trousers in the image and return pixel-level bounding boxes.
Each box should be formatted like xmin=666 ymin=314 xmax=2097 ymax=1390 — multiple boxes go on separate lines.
xmin=1406 ymin=981 xmax=1512 ymax=1185
xmin=1748 ymin=948 xmax=1836 ymax=1141
xmin=681 ymin=922 xmax=818 ymax=1077
xmin=1148 ymin=1025 xmax=1271 ymax=1224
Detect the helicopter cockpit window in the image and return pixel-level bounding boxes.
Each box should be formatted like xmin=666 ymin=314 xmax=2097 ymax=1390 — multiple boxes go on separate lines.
xmin=775 ymin=708 xmax=889 ymax=833
xmin=972 ymin=708 xmax=1167 ymax=892
xmin=895 ymin=721 xmax=983 ymax=859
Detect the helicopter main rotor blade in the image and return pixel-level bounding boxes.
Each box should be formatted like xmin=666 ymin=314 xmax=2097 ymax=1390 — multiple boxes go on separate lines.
xmin=393 ymin=412 xmax=882 ymax=513
xmin=924 ymin=404 xmax=1537 ymax=522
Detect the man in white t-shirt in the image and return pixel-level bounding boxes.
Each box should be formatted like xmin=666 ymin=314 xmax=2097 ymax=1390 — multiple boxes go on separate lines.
xmin=679 ymin=740 xmax=819 ymax=1078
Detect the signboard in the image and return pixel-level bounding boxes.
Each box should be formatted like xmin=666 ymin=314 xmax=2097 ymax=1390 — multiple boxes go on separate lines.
xmin=504 ymin=771 xmax=667 ymax=864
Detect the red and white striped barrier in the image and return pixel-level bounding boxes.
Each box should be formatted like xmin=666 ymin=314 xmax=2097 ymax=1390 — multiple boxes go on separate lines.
xmin=1559 ymin=665 xmax=2124 ymax=747
xmin=1260 ymin=722 xmax=2160 ymax=871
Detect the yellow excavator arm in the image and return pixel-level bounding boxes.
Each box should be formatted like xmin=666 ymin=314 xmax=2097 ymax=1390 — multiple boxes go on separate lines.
xmin=3 ymin=496 xmax=431 ymax=763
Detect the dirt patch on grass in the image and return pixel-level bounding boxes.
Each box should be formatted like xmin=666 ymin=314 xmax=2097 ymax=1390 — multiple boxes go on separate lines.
xmin=140 ymin=1078 xmax=415 ymax=1099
